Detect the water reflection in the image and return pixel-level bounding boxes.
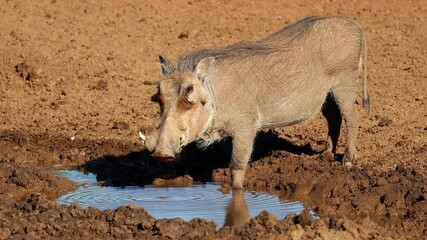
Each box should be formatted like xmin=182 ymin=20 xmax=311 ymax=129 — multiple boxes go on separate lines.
xmin=52 ymin=170 xmax=305 ymax=228
xmin=224 ymin=189 xmax=250 ymax=227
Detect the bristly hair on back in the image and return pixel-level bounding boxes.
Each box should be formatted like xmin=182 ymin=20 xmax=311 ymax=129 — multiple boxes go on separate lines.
xmin=176 ymin=41 xmax=275 ymax=72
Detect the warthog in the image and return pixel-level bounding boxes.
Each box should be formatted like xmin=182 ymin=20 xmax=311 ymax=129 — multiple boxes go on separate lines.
xmin=143 ymin=16 xmax=370 ymax=189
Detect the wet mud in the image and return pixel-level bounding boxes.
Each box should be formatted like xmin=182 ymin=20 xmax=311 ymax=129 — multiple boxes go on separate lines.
xmin=0 ymin=0 xmax=426 ymax=239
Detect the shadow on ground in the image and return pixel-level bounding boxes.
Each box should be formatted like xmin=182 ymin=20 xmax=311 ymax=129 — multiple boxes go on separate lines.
xmin=83 ymin=131 xmax=321 ymax=186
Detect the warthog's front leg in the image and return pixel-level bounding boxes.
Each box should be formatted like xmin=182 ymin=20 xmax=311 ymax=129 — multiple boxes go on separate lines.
xmin=230 ymin=130 xmax=256 ymax=189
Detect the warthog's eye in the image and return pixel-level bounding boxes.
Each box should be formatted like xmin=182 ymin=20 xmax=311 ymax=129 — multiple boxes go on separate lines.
xmin=179 ymin=84 xmax=196 ymax=105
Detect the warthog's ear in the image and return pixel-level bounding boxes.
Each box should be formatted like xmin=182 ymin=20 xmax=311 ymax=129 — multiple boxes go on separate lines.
xmin=159 ymin=55 xmax=175 ymax=76
xmin=195 ymin=57 xmax=215 ymax=81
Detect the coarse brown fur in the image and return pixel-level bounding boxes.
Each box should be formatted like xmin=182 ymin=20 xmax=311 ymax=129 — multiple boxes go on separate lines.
xmin=145 ymin=16 xmax=370 ymax=188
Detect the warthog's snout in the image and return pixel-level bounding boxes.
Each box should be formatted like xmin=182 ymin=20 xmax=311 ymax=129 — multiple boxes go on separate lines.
xmin=144 ymin=130 xmax=185 ymax=163
xmin=151 ymin=149 xmax=175 ymax=163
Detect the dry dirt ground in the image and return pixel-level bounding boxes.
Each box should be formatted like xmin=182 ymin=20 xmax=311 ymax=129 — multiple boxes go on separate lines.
xmin=0 ymin=0 xmax=426 ymax=239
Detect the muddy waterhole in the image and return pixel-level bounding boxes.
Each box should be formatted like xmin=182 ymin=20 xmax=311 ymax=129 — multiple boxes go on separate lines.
xmin=51 ymin=170 xmax=308 ymax=228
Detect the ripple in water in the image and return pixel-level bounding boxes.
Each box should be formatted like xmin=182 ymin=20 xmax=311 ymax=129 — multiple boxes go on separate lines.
xmin=52 ymin=170 xmax=306 ymax=227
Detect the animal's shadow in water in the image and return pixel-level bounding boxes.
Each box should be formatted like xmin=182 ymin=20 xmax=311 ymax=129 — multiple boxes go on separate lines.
xmin=83 ymin=131 xmax=320 ymax=187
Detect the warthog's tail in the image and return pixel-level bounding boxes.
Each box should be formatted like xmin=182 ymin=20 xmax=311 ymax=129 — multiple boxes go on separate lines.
xmin=360 ymin=28 xmax=371 ymax=115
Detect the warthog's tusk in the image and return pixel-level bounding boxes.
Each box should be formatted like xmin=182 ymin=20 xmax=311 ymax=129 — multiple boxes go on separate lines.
xmin=179 ymin=134 xmax=185 ymax=148
xmin=138 ymin=131 xmax=146 ymax=144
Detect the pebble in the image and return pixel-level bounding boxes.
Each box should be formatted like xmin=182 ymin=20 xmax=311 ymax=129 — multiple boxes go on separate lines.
xmin=112 ymin=121 xmax=129 ymax=130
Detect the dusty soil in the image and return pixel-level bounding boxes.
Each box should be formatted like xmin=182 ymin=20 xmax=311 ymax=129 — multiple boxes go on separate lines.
xmin=0 ymin=0 xmax=426 ymax=239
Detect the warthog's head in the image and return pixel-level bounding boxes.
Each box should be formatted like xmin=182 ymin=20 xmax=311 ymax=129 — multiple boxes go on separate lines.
xmin=145 ymin=55 xmax=215 ymax=162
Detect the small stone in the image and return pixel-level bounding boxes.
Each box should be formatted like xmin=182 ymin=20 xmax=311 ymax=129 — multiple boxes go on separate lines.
xmin=15 ymin=62 xmax=38 ymax=81
xmin=375 ymin=178 xmax=388 ymax=186
xmin=378 ymin=117 xmax=392 ymax=127
xmin=396 ymin=164 xmax=405 ymax=173
xmin=112 ymin=121 xmax=129 ymax=130
xmin=93 ymin=80 xmax=108 ymax=91
xmin=395 ymin=140 xmax=404 ymax=147
xmin=178 ymin=31 xmax=189 ymax=39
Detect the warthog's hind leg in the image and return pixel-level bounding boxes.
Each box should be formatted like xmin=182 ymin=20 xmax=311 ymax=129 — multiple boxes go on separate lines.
xmin=332 ymin=79 xmax=359 ymax=166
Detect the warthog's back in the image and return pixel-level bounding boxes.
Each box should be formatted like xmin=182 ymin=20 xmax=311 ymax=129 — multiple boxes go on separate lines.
xmin=178 ymin=16 xmax=363 ymax=75
xmin=177 ymin=16 xmax=365 ymax=128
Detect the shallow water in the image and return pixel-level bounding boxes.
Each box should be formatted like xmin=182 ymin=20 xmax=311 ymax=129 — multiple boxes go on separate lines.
xmin=52 ymin=170 xmax=306 ymax=227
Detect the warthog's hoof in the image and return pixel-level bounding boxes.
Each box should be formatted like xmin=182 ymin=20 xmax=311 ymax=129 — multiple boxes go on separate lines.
xmin=343 ymin=161 xmax=353 ymax=167
xmin=231 ymin=169 xmax=245 ymax=189
xmin=341 ymin=152 xmax=355 ymax=167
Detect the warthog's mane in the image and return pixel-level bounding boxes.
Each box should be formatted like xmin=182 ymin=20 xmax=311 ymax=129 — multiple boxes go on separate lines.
xmin=176 ymin=41 xmax=275 ymax=72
